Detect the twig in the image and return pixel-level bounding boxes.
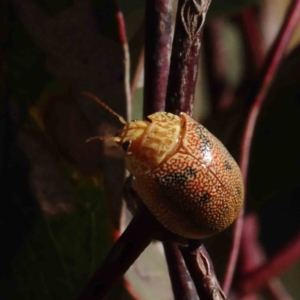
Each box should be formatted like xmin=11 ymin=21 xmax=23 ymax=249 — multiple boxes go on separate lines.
xmin=180 ymin=240 xmax=227 ymax=300
xmin=203 ymin=19 xmax=234 ymax=112
xmin=113 ymin=0 xmax=132 ymax=120
xmin=143 ymin=0 xmax=173 ymax=115
xmin=131 ymin=49 xmax=144 ymax=100
xmin=143 ymin=2 xmax=199 ymax=299
xmin=163 ymin=243 xmax=199 ymax=300
xmin=161 ymin=1 xmax=223 ymax=299
xmin=265 ymin=281 xmax=293 ymax=300
xmin=162 ymin=1 xmax=227 ymax=300
xmin=238 ymin=8 xmax=264 ymax=73
xmin=233 ymin=7 xmax=264 ymax=107
xmin=165 ymin=0 xmax=211 ymax=115
xmin=238 ymin=229 xmax=300 ymax=296
xmin=222 ymin=205 xmax=244 ymax=295
xmin=76 ymin=208 xmax=159 ymax=300
xmin=222 ymin=0 xmax=300 ymax=294
xmin=239 ymin=215 xmax=292 ymax=300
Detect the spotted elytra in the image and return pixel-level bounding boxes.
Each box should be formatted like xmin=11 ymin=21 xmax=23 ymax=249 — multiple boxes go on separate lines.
xmin=83 ymin=92 xmax=244 ymax=239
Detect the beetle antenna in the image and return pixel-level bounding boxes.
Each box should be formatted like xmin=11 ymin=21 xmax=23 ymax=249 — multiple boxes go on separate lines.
xmin=81 ymin=92 xmax=127 ymax=125
xmin=86 ymin=136 xmax=121 ymax=143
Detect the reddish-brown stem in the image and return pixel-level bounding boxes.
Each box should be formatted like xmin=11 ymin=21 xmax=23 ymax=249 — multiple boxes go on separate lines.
xmin=238 ymin=230 xmax=300 ymax=296
xmin=143 ymin=2 xmax=200 ymax=299
xmin=238 ymin=8 xmax=264 ymax=73
xmin=143 ymin=0 xmax=173 ymax=115
xmin=222 ymin=0 xmax=300 ymax=294
xmin=222 ymin=205 xmax=244 ymax=294
xmin=180 ymin=241 xmax=227 ymax=300
xmin=113 ymin=0 xmax=127 ymax=46
xmin=113 ymin=0 xmax=131 ymax=119
xmin=131 ymin=49 xmax=144 ymax=100
xmin=161 ymin=1 xmax=222 ymax=299
xmin=203 ymin=19 xmax=234 ymax=112
xmin=161 ymin=1 xmax=226 ymax=299
xmin=233 ymin=7 xmax=264 ymax=107
xmin=239 ymin=225 xmax=260 ymax=300
xmin=165 ymin=0 xmax=211 ymax=115
xmin=76 ymin=208 xmax=157 ymax=300
xmin=265 ymin=281 xmax=293 ymax=300
xmin=239 ymin=215 xmax=292 ymax=300
xmin=163 ymin=243 xmax=198 ymax=300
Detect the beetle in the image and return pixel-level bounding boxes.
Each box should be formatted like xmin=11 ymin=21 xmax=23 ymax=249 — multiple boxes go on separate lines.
xmin=83 ymin=92 xmax=244 ymax=239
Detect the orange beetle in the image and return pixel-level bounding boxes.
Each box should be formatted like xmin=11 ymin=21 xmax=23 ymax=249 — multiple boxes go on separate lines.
xmin=84 ymin=93 xmax=244 ymax=239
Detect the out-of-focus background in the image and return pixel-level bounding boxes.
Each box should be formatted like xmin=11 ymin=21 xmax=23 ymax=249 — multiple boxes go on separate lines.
xmin=2 ymin=0 xmax=300 ymax=299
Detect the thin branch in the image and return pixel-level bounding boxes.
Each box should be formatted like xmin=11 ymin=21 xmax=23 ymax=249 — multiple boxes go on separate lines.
xmin=165 ymin=0 xmax=211 ymax=115
xmin=180 ymin=241 xmax=227 ymax=300
xmin=162 ymin=1 xmax=227 ymax=300
xmin=233 ymin=7 xmax=264 ymax=106
xmin=203 ymin=19 xmax=234 ymax=112
xmin=143 ymin=2 xmax=199 ymax=299
xmin=131 ymin=49 xmax=144 ymax=100
xmin=143 ymin=0 xmax=173 ymax=115
xmin=222 ymin=205 xmax=244 ymax=294
xmin=113 ymin=0 xmax=132 ymax=120
xmin=265 ymin=281 xmax=293 ymax=300
xmin=164 ymin=243 xmax=199 ymax=300
xmin=239 ymin=215 xmax=292 ymax=300
xmin=238 ymin=8 xmax=264 ymax=73
xmin=238 ymin=229 xmax=300 ymax=296
xmin=222 ymin=0 xmax=300 ymax=293
xmin=76 ymin=208 xmax=158 ymax=300
xmin=162 ymin=1 xmax=223 ymax=299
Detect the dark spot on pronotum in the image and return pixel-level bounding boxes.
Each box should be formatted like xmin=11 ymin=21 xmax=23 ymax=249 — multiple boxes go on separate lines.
xmin=122 ymin=140 xmax=131 ymax=151
xmin=158 ymin=167 xmax=197 ymax=186
xmin=235 ymin=186 xmax=242 ymax=197
xmin=198 ymin=192 xmax=211 ymax=204
xmin=194 ymin=124 xmax=212 ymax=153
xmin=224 ymin=160 xmax=232 ymax=170
xmin=222 ymin=206 xmax=229 ymax=213
xmin=184 ymin=167 xmax=197 ymax=178
xmin=158 ymin=172 xmax=189 ymax=186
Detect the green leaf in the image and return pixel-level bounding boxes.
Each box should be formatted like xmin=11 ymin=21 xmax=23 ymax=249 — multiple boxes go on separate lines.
xmin=2 ymin=128 xmax=112 ymax=299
